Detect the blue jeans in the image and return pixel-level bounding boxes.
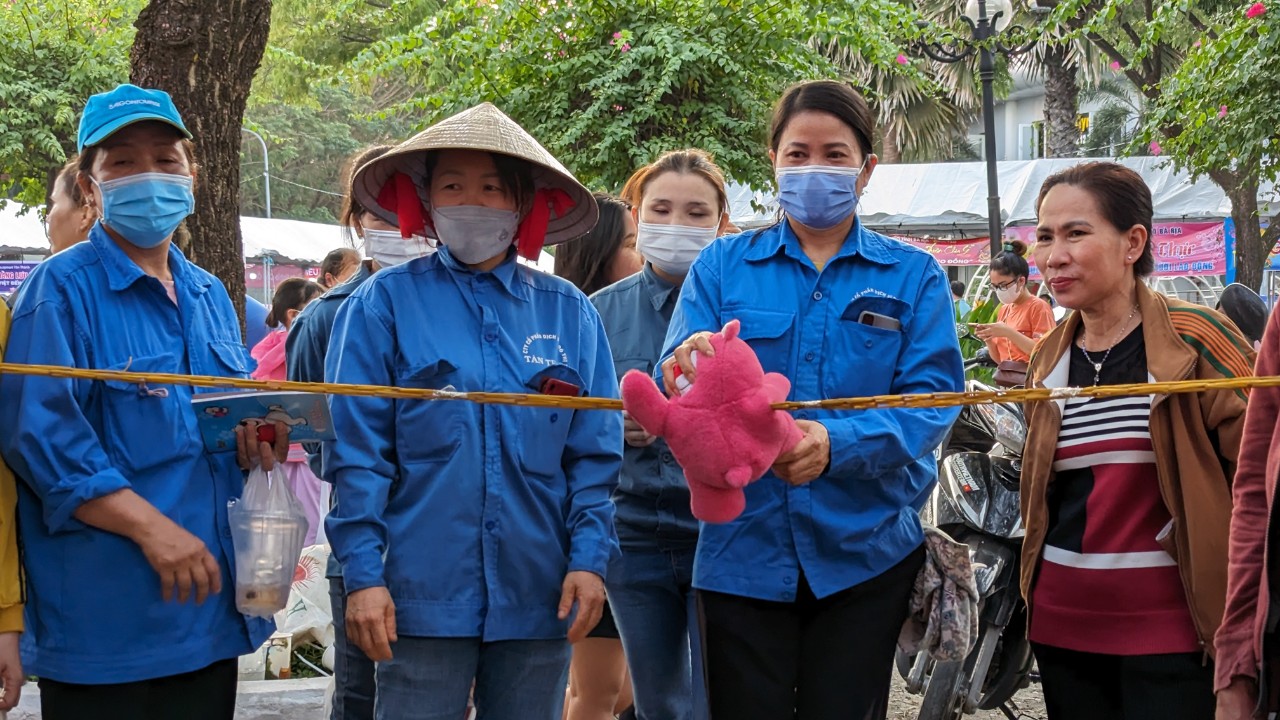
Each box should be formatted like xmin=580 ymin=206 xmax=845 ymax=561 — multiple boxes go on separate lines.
xmin=329 ymin=576 xmax=377 ymax=720
xmin=606 ymin=544 xmax=709 ymax=720
xmin=375 ymin=637 xmax=570 ymax=720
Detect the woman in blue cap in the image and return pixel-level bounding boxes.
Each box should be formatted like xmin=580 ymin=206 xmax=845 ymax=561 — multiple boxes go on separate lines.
xmin=0 ymin=84 xmax=288 ymax=720
xmin=325 ymin=103 xmax=622 ymax=720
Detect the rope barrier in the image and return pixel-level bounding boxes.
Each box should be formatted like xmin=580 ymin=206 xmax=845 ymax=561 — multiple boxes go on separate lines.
xmin=0 ymin=362 xmax=1275 ymax=412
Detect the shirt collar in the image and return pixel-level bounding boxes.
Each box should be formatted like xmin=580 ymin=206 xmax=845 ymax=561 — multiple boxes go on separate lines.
xmin=437 ymin=245 xmax=529 ymax=302
xmin=743 ymin=217 xmax=899 ymax=267
xmin=640 ymin=264 xmax=678 ymax=312
xmin=89 ymin=222 xmax=209 ymax=294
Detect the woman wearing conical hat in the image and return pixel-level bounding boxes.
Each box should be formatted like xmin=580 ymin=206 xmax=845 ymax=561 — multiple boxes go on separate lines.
xmin=324 ymin=103 xmax=623 ymax=719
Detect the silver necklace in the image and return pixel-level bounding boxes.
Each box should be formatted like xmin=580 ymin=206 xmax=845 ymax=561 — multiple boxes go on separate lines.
xmin=1078 ymin=305 xmax=1139 ymax=386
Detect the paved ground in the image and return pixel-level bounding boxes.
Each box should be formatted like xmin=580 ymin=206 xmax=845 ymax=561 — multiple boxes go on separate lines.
xmin=888 ymin=673 xmax=1047 ymax=720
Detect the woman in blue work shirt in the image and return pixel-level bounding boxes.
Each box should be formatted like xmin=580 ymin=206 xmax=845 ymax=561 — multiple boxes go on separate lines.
xmin=660 ymin=80 xmax=965 ymax=719
xmin=324 ymin=103 xmax=623 ymax=720
xmin=0 ymin=84 xmax=286 ymax=720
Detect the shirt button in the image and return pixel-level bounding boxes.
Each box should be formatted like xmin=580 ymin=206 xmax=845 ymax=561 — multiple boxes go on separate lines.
xmin=485 ymin=333 xmax=497 ymax=342
xmin=783 ymin=575 xmax=795 ymax=585
xmin=484 ymin=521 xmax=496 ymax=531
xmin=804 ymin=351 xmax=815 ymax=362
xmin=812 ymin=291 xmax=823 ymax=301
xmin=662 ymin=452 xmax=674 ymax=464
xmin=864 ymin=339 xmax=873 ymax=348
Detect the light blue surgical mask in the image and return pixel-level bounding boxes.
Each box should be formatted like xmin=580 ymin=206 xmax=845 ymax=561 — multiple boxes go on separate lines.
xmin=775 ymin=162 xmax=866 ymax=230
xmin=93 ymin=172 xmax=194 ymax=249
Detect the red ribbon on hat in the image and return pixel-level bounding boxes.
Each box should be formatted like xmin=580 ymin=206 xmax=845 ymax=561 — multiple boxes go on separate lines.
xmin=376 ymin=172 xmax=427 ymax=239
xmin=517 ymin=188 xmax=575 ymax=260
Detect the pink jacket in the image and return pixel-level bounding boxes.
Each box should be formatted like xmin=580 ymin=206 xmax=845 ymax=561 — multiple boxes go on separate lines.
xmin=250 ymin=329 xmax=287 ymax=382
xmin=1217 ymin=306 xmax=1280 ymax=694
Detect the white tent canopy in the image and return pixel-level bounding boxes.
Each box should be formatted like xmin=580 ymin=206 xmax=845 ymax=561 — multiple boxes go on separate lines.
xmin=729 ymin=157 xmax=1278 ymax=235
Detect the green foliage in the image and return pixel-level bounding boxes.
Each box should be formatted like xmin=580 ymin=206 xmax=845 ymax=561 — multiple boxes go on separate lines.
xmin=957 ymin=298 xmax=1000 ymax=382
xmin=353 ymin=0 xmax=919 ymax=192
xmin=1143 ymin=7 xmax=1279 ymax=186
xmin=0 ymin=0 xmax=140 ymax=208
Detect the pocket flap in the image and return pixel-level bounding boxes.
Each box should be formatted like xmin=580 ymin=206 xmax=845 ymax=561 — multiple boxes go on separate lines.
xmin=729 ymin=309 xmax=794 ymax=341
xmin=101 ymin=353 xmax=180 ymax=393
xmin=396 ymin=358 xmax=459 ymax=387
xmin=524 ymin=364 xmax=587 ymax=396
xmin=208 ymin=341 xmax=249 ymax=376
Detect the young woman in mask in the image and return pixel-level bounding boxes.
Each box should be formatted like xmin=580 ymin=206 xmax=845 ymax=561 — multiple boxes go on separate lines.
xmin=589 ymin=149 xmax=729 ymax=720
xmin=324 ymin=103 xmax=622 ymax=720
xmin=973 ymin=240 xmax=1055 ymax=364
xmin=0 ymin=84 xmax=287 ymax=720
xmin=285 ymin=143 xmax=432 ymax=720
xmin=554 ymin=193 xmax=644 ymax=296
xmin=659 ymin=81 xmax=965 ymax=720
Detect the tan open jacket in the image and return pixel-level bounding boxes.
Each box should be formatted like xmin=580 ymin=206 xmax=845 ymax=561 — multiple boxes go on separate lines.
xmin=1019 ymin=283 xmax=1252 ymax=664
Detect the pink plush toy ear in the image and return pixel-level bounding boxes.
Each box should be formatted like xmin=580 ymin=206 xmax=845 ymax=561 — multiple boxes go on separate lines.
xmin=722 ymin=319 xmax=740 ymax=342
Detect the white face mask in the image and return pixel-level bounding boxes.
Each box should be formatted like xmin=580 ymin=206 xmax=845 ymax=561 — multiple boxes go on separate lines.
xmin=994 ymin=282 xmax=1022 ymax=305
xmin=636 ymin=222 xmax=718 ymax=276
xmin=363 ymin=229 xmax=436 ymax=268
xmin=431 ymin=205 xmax=521 ymax=265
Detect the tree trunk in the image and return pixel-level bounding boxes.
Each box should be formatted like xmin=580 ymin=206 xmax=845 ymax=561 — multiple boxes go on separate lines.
xmin=881 ymin=124 xmax=901 ymax=164
xmin=1042 ymin=45 xmax=1081 ymax=159
xmin=1212 ymin=169 xmax=1267 ymax=291
xmin=130 ymin=0 xmax=272 ymax=329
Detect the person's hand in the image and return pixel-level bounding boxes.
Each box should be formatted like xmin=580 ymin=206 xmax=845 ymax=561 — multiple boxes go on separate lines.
xmin=235 ymin=420 xmax=290 ymax=471
xmin=622 ymin=411 xmax=657 ymax=448
xmin=134 ymin=518 xmax=223 ymax=604
xmin=659 ymin=331 xmax=715 ymax=397
xmin=1215 ymin=678 xmax=1258 ymax=720
xmin=972 ymin=322 xmax=1015 ymax=342
xmin=0 ymin=631 xmax=23 ymax=711
xmin=772 ymin=420 xmax=831 ymax=486
xmin=347 ymin=587 xmax=397 ymax=662
xmin=558 ymin=571 xmax=606 ymax=644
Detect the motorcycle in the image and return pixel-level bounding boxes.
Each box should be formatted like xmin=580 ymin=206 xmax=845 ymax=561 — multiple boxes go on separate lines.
xmin=898 ymin=351 xmax=1035 ymax=720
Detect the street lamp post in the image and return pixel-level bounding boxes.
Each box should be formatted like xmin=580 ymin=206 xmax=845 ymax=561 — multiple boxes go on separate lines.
xmin=241 ymin=127 xmax=272 ymax=219
xmin=916 ymin=0 xmax=1034 ymax=259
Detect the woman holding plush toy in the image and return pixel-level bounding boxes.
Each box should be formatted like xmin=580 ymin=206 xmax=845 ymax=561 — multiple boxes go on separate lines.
xmin=658 ymin=80 xmax=965 ymax=719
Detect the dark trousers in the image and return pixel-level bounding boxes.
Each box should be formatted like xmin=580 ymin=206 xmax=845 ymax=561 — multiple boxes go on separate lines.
xmin=1032 ymin=643 xmax=1216 ymax=720
xmin=699 ymin=545 xmax=924 ymax=720
xmin=330 ymin=574 xmax=378 ymax=720
xmin=39 ymin=659 xmax=237 ymax=720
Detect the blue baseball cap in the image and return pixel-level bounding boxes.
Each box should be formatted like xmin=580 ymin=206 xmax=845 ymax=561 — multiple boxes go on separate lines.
xmin=77 ymin=84 xmax=191 ymax=152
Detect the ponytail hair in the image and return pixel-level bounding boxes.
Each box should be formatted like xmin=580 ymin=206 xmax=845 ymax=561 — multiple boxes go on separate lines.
xmin=266 ymin=277 xmax=324 ymax=328
xmin=991 ymin=238 xmax=1030 ymax=279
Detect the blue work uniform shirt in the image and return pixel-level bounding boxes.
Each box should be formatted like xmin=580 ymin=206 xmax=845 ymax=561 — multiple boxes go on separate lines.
xmin=661 ymin=219 xmax=964 ymax=602
xmin=591 ymin=265 xmax=698 ymax=549
xmin=0 ymin=223 xmax=272 ymax=683
xmin=324 ymin=246 xmax=623 ymax=640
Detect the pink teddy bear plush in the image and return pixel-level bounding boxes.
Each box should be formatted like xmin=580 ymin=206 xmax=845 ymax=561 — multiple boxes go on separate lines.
xmin=620 ymin=319 xmax=804 ymax=523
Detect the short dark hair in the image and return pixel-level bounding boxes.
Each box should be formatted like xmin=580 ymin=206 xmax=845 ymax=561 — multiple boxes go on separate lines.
xmin=1036 ymin=161 xmax=1155 ymax=277
xmin=554 ymin=193 xmax=630 ymax=296
xmin=266 ymin=277 xmax=324 ymax=328
xmin=424 ymin=150 xmax=535 ymax=214
xmin=769 ymin=80 xmax=875 ymax=160
xmin=320 ymin=247 xmax=360 ymax=288
xmin=950 ymin=280 xmax=966 ymax=297
xmin=990 ymin=239 xmax=1030 ymax=280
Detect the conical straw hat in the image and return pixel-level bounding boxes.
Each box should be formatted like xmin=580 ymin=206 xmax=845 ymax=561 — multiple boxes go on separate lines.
xmin=353 ymin=103 xmax=597 ymax=246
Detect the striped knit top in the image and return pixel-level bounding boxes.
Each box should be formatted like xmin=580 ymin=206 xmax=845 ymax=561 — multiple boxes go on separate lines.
xmin=1029 ymin=325 xmax=1200 ymax=655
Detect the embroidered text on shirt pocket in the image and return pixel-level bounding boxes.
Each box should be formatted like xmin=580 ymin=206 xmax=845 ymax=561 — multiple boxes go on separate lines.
xmin=99 ymin=353 xmax=191 ymax=476
xmin=827 ymin=296 xmax=908 ymax=397
xmin=395 ymin=359 xmax=463 ymax=466
xmin=517 ymin=364 xmax=584 ymax=479
xmin=725 ymin=307 xmax=795 ymax=375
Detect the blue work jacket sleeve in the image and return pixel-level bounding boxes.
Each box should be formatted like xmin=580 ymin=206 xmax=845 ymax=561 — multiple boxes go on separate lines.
xmin=285 ymin=306 xmax=327 ymax=478
xmin=0 ymin=296 xmax=131 ymax=533
xmin=562 ymin=307 xmax=624 ymax=579
xmin=322 ymin=294 xmax=397 ymax=593
xmin=656 ymin=255 xmax=723 ymax=382
xmin=821 ymin=261 xmax=964 ymax=480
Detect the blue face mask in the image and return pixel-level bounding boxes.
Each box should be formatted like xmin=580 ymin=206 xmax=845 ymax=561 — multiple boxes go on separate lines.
xmin=93 ymin=172 xmax=195 ymax=249
xmin=775 ymin=162 xmax=866 ymax=230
